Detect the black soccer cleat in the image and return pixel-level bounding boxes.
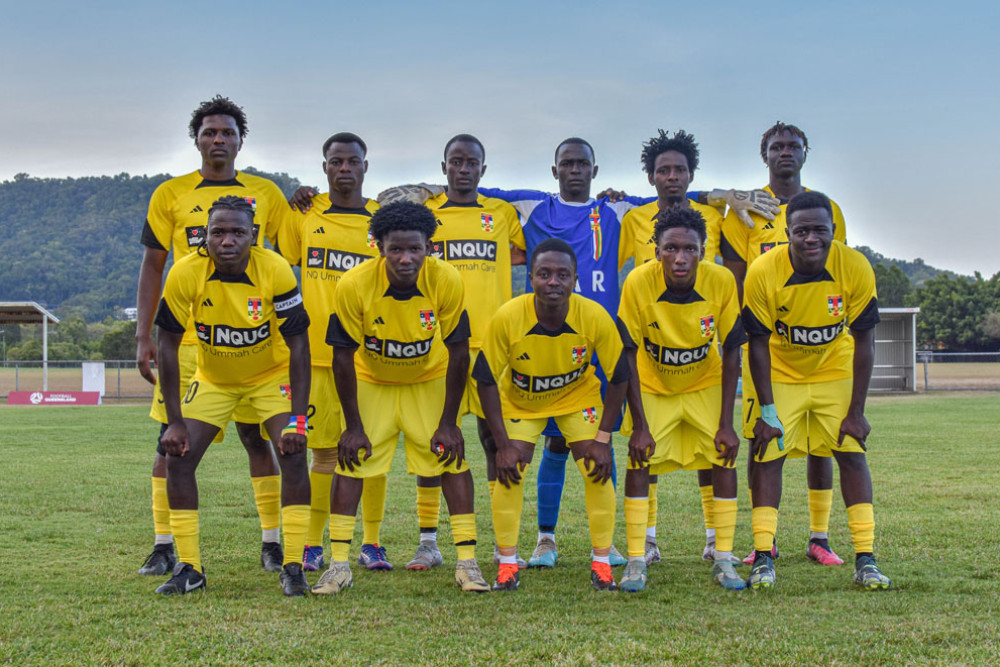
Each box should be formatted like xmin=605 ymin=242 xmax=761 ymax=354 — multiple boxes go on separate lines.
xmin=138 ymin=543 xmax=177 ymax=576
xmin=155 ymin=562 xmax=206 ymax=595
xmin=280 ymin=562 xmax=309 ymax=597
xmin=261 ymin=541 xmax=284 ymax=572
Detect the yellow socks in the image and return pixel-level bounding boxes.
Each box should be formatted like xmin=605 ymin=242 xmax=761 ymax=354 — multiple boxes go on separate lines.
xmin=416 ymin=483 xmax=440 ymax=533
xmin=362 ymin=474 xmax=388 ymax=544
xmin=809 ymin=488 xmax=834 ymax=534
xmin=847 ymin=503 xmax=875 ymax=554
xmin=450 ymin=513 xmax=477 ymax=561
xmin=251 ymin=475 xmax=281 ymax=539
xmin=700 ymin=483 xmax=715 ymax=531
xmin=307 ymin=470 xmax=334 ymax=546
xmin=713 ymin=498 xmax=738 ymax=553
xmin=576 ymin=458 xmax=616 ymax=550
xmin=281 ymin=505 xmax=310 ymax=566
xmin=491 ymin=474 xmax=526 ymax=549
xmin=625 ymin=496 xmax=648 ymax=558
xmin=328 ymin=513 xmax=356 ymax=562
xmin=151 ymin=476 xmax=171 ymax=538
xmin=752 ymin=506 xmax=779 ymax=552
xmin=647 ymin=481 xmax=658 ymax=534
xmin=170 ymin=509 xmax=201 ymax=573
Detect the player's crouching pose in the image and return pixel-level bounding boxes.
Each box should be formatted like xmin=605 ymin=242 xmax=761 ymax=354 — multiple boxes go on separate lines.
xmin=313 ymin=201 xmax=489 ymax=595
xmin=154 ymin=196 xmax=312 ymax=597
xmin=743 ymin=191 xmax=890 ymax=591
xmin=475 ymin=239 xmax=629 ymax=592
xmin=618 ymin=207 xmax=746 ymax=592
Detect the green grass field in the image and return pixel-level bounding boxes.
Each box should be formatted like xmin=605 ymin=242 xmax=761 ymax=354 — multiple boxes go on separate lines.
xmin=2 ymin=393 xmax=999 ymax=664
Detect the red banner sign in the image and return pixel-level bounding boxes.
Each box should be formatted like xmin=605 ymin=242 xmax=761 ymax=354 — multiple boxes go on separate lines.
xmin=7 ymin=391 xmax=102 ymax=406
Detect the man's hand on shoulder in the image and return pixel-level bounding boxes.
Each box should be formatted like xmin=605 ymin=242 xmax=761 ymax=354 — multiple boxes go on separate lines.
xmin=596 ymin=188 xmax=628 ymax=202
xmin=709 ymin=189 xmax=781 ymax=228
xmin=376 ymin=183 xmax=445 ymax=206
xmin=288 ymin=186 xmax=320 ymax=212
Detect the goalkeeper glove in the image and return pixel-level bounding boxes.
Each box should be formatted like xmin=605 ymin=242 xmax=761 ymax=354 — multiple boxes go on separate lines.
xmin=376 ymin=183 xmax=445 ymax=206
xmin=708 ymin=189 xmax=781 ymax=228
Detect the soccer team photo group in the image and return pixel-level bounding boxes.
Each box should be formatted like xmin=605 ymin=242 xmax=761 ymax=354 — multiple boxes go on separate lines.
xmin=132 ymin=95 xmax=890 ymax=600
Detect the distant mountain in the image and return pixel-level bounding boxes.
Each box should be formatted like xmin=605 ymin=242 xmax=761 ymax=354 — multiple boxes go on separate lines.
xmin=0 ymin=169 xmax=301 ymax=321
xmin=854 ymin=245 xmax=962 ymax=287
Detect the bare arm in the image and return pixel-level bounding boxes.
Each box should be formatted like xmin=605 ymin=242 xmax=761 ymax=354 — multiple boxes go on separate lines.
xmin=432 ymin=339 xmax=470 ymax=468
xmin=715 ymin=345 xmax=741 ymax=466
xmin=155 ymin=328 xmax=187 ymax=456
xmin=332 ymin=346 xmax=370 ymax=471
xmin=839 ymin=327 xmax=875 ymax=448
xmin=278 ymin=332 xmax=311 ymax=455
xmin=623 ymin=349 xmax=655 ymax=467
xmin=136 ymin=247 xmax=169 ymax=384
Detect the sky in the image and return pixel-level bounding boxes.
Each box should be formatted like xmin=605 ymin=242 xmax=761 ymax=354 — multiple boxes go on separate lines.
xmin=2 ymin=0 xmax=998 ymax=275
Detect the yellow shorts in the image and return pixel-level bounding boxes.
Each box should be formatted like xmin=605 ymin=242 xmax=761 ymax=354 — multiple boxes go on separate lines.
xmin=460 ymin=374 xmax=484 ymax=419
xmin=505 ymin=406 xmax=602 ymax=444
xmin=740 ymin=346 xmax=759 ymax=440
xmin=622 ymin=385 xmax=731 ymax=474
xmin=756 ymin=377 xmax=866 ymax=463
xmin=151 ymin=344 xmax=258 ymax=430
xmin=181 ymin=373 xmax=293 ymax=432
xmin=337 ymin=377 xmax=468 ymax=479
xmin=307 ymin=367 xmax=345 ymax=449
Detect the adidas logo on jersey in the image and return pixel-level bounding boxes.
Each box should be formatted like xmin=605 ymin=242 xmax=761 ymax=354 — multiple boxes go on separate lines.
xmin=373 ymin=316 xmax=385 ymax=325
xmin=201 ymin=298 xmax=214 ymax=307
xmin=190 ymin=205 xmax=204 ymax=213
xmin=778 ymin=306 xmax=789 ymax=313
xmin=516 ymin=352 xmax=531 ymax=361
xmin=314 ymin=227 xmax=326 ymax=234
xmin=647 ymin=321 xmax=660 ymax=329
xmin=763 ymin=221 xmax=775 ymax=230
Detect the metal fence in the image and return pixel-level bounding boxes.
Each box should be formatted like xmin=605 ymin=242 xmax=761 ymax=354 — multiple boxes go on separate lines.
xmin=914 ymin=351 xmax=1000 ymax=391
xmin=0 ymin=360 xmax=154 ymax=400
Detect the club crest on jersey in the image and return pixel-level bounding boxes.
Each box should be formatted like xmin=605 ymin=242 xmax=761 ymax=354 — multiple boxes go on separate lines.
xmin=419 ymin=310 xmax=437 ymax=331
xmin=589 ymin=208 xmax=602 ymax=261
xmin=279 ymin=384 xmax=291 ymax=400
xmin=481 ymin=213 xmax=494 ymax=232
xmin=571 ymin=346 xmax=587 ymax=364
xmin=828 ymin=295 xmax=844 ymax=317
xmin=582 ymin=407 xmax=597 ymax=424
xmin=248 ymin=297 xmax=262 ymax=321
xmin=243 ymin=197 xmax=257 ymax=212
xmin=699 ymin=315 xmax=715 ymax=338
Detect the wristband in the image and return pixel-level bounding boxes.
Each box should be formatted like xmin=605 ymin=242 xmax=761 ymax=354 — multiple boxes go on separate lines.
xmin=759 ymin=404 xmax=784 ymax=451
xmin=282 ymin=415 xmax=308 ymax=437
xmin=594 ymin=429 xmax=612 ymax=444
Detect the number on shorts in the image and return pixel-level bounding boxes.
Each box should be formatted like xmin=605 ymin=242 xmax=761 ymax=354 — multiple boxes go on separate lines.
xmin=745 ymin=397 xmax=755 ymax=423
xmin=182 ymin=381 xmax=199 ymax=404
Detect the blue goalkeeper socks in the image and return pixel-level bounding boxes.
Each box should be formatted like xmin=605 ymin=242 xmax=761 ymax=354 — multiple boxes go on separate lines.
xmin=536 ymin=448 xmax=569 ymax=532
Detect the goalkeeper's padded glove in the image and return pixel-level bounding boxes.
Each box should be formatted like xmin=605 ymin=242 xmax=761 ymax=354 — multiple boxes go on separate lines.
xmin=708 ymin=189 xmax=781 ymax=228
xmin=376 ymin=183 xmax=446 ymax=206
xmin=759 ymin=403 xmax=785 ymax=451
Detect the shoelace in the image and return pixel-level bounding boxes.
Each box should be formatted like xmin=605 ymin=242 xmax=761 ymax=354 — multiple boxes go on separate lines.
xmin=497 ymin=564 xmax=518 ymax=582
xmin=592 ymin=562 xmax=613 ymax=581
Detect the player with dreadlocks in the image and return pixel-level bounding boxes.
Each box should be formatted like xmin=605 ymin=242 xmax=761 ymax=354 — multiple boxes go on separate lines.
xmin=718 ymin=121 xmax=850 ymax=569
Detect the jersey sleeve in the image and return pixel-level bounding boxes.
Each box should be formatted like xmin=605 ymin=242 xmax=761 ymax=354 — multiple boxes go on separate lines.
xmin=326 ymin=274 xmax=363 ymax=349
xmin=155 ymin=263 xmax=195 ymax=333
xmin=718 ymin=210 xmax=750 ymax=263
xmin=142 ymin=183 xmax=175 ymax=251
xmin=716 ymin=270 xmax=748 ymax=349
xmin=742 ymin=263 xmax=773 ymax=337
xmin=593 ymin=309 xmax=628 ymax=383
xmin=274 ymin=205 xmax=306 ymax=265
xmin=259 ymin=180 xmax=291 ymax=250
xmin=832 ymin=201 xmax=847 ymax=245
xmin=435 ymin=265 xmax=470 ymax=343
xmin=618 ymin=210 xmax=637 ymax=270
xmin=273 ymin=261 xmax=310 ymax=336
xmin=472 ymin=309 xmax=510 ymax=386
xmin=615 ymin=274 xmax=642 ymax=350
xmin=477 ymin=187 xmax=548 ymax=222
xmin=502 ymin=202 xmax=527 ymax=250
xmin=847 ymin=255 xmax=880 ymax=332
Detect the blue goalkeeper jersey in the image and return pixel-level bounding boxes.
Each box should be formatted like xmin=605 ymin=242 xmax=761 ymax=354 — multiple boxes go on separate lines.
xmin=479 ymin=188 xmax=648 ymax=316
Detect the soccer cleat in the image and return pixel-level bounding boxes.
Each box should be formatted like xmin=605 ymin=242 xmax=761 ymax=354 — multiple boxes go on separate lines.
xmin=492 ymin=563 xmax=520 ymax=591
xmin=807 ymin=540 xmax=845 ymax=566
xmin=704 ymin=543 xmax=741 ymax=564
xmin=527 ymin=536 xmax=558 ymax=568
xmin=591 ymin=561 xmax=618 ymax=592
xmin=492 ymin=545 xmax=528 ymax=570
xmin=406 ymin=541 xmax=444 ymax=571
xmin=608 ymin=544 xmax=628 ymax=567
xmin=455 ymin=559 xmax=490 ymax=593
xmin=302 ymin=545 xmax=325 ymax=572
xmin=619 ymin=560 xmax=647 ymax=593
xmin=155 ymin=562 xmax=206 ymax=595
xmin=138 ymin=543 xmax=177 ymax=576
xmin=713 ymin=561 xmax=747 ymax=591
xmin=854 ymin=555 xmax=891 ymax=590
xmin=261 ymin=541 xmax=284 ymax=572
xmin=743 ymin=541 xmax=779 ymax=565
xmin=645 ymin=539 xmax=662 ymax=566
xmin=747 ymin=552 xmax=776 ymax=590
xmin=280 ymin=562 xmax=309 ymax=597
xmin=312 ymin=562 xmax=353 ymax=595
xmin=358 ymin=543 xmax=393 ymax=571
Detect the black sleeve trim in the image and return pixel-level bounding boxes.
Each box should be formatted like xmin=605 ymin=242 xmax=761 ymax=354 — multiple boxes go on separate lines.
xmin=616 ymin=317 xmax=638 ymax=350
xmin=719 ymin=232 xmax=743 ymax=262
xmin=471 ymin=352 xmax=496 ymax=386
xmin=325 ymin=314 xmax=359 ymax=349
xmin=722 ymin=315 xmax=749 ymax=349
xmin=609 ymin=350 xmax=630 ymax=383
xmin=742 ymin=306 xmax=772 ymax=337
xmin=278 ymin=311 xmax=310 ymax=337
xmin=850 ymin=297 xmax=880 ymax=332
xmin=153 ymin=298 xmax=185 ymax=334
xmin=444 ymin=310 xmax=471 ymax=344
xmin=140 ymin=220 xmax=167 ymax=251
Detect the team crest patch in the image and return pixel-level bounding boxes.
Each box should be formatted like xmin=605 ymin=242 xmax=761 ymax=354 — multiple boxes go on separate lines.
xmin=366 ymin=228 xmax=376 ymax=248
xmin=589 ymin=208 xmax=602 ymax=261
xmin=571 ymin=346 xmax=587 ymax=364
xmin=582 ymin=407 xmax=597 ymax=424
xmin=699 ymin=315 xmax=715 ymax=338
xmin=248 ymin=297 xmax=262 ymax=320
xmin=279 ymin=384 xmax=291 ymax=399
xmin=243 ymin=197 xmax=257 ymax=211
xmin=828 ymin=295 xmax=844 ymax=317
xmin=419 ymin=310 xmax=437 ymax=331
xmin=481 ymin=213 xmax=494 ymax=232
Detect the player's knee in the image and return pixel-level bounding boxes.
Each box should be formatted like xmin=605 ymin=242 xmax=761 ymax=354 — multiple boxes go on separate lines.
xmin=235 ymin=422 xmax=268 ymax=448
xmin=311 ymin=447 xmax=339 ymax=474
